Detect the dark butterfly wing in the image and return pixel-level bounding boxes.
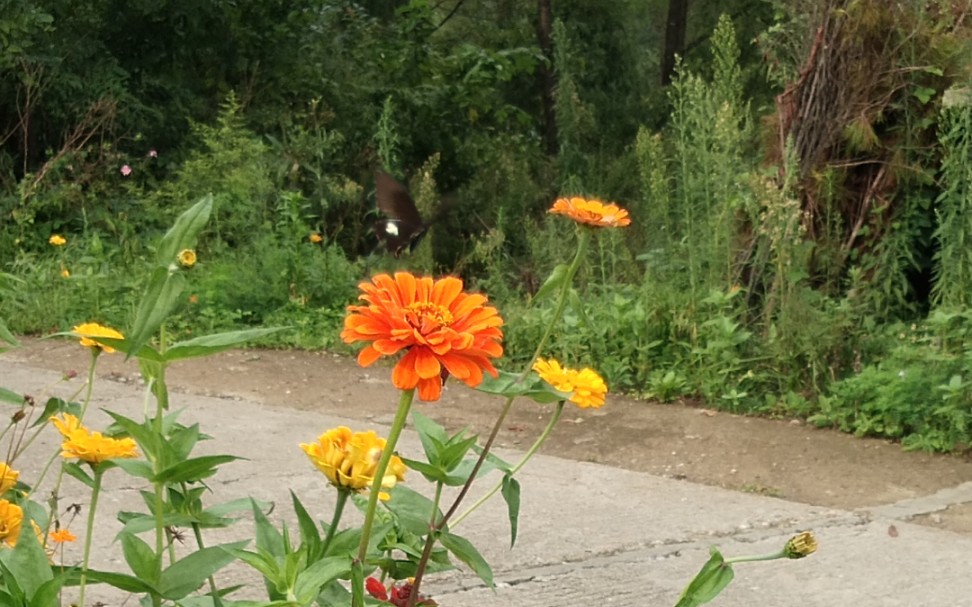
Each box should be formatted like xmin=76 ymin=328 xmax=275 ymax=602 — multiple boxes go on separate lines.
xmin=374 ymin=170 xmax=427 ymax=256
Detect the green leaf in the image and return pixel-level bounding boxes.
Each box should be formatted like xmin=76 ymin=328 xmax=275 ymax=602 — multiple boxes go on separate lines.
xmin=252 ymin=499 xmax=285 ymax=558
xmin=913 ymin=86 xmax=936 ymax=105
xmin=127 ymin=268 xmax=187 ymax=363
xmin=119 ymin=531 xmax=160 ymax=584
xmin=158 ymin=541 xmax=248 ymax=599
xmin=411 ymin=410 xmax=450 ymax=462
xmin=154 ymin=454 xmax=240 ymax=484
xmin=31 ymin=397 xmax=79 ymax=428
xmin=675 ymin=547 xmax=735 ymax=607
xmin=439 ymin=531 xmax=493 ymax=587
xmin=163 ymin=328 xmax=288 ymax=362
xmin=62 ymin=462 xmax=94 ymax=489
xmin=532 ymin=263 xmax=569 ymax=304
xmin=475 ymin=369 xmax=570 ymax=403
xmin=0 ymin=319 xmax=19 ymax=350
xmin=77 ymin=568 xmax=159 ymax=593
xmin=383 ymin=486 xmax=444 ymax=536
xmin=157 ymin=194 xmax=213 ymax=267
xmin=293 ymin=556 xmax=350 ymax=605
xmin=112 ymin=459 xmax=156 ymax=481
xmin=0 ymin=520 xmax=53 ymax=598
xmin=0 ymin=388 xmax=24 ymax=405
xmin=27 ymin=576 xmax=65 ymax=607
xmin=501 ymin=475 xmax=520 ymax=548
xmin=291 ymin=491 xmax=321 ymax=559
xmin=224 ymin=547 xmax=281 ymax=581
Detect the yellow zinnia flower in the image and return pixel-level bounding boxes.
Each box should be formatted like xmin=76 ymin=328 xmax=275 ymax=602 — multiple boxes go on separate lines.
xmin=0 ymin=464 xmax=18 ymax=494
xmin=300 ymin=427 xmax=406 ymax=500
xmin=50 ymin=413 xmax=139 ymax=464
xmin=60 ymin=268 xmax=70 ymax=278
xmin=549 ymin=196 xmax=631 ymax=228
xmin=309 ymin=233 xmax=323 ymax=243
xmin=0 ymin=500 xmax=23 ymax=547
xmin=533 ymin=357 xmax=608 ymax=408
xmin=178 ymin=249 xmax=197 ymax=268
xmin=71 ymin=322 xmax=124 ymax=354
xmin=49 ymin=234 xmax=66 ymax=246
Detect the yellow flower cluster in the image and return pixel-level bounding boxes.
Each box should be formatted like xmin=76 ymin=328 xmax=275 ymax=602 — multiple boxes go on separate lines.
xmin=533 ymin=358 xmax=608 ymax=408
xmin=300 ymin=427 xmax=406 ymax=500
xmin=0 ymin=499 xmax=22 ymax=547
xmin=72 ymin=323 xmax=124 ymax=354
xmin=50 ymin=413 xmax=139 ymax=464
xmin=309 ymin=233 xmax=323 ymax=243
xmin=49 ymin=234 xmax=67 ymax=246
xmin=0 ymin=463 xmax=18 ymax=494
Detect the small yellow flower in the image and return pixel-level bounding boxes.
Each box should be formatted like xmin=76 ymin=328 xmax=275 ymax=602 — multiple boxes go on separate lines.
xmin=49 ymin=234 xmax=66 ymax=246
xmin=71 ymin=322 xmax=124 ymax=354
xmin=549 ymin=197 xmax=631 ymax=228
xmin=60 ymin=268 xmax=70 ymax=278
xmin=784 ymin=531 xmax=817 ymax=559
xmin=0 ymin=464 xmax=19 ymax=494
xmin=309 ymin=233 xmax=323 ymax=243
xmin=49 ymin=528 xmax=76 ymax=544
xmin=0 ymin=500 xmax=23 ymax=547
xmin=300 ymin=427 xmax=406 ymax=500
xmin=533 ymin=357 xmax=608 ymax=408
xmin=178 ymin=249 xmax=197 ymax=268
xmin=50 ymin=413 xmax=139 ymax=464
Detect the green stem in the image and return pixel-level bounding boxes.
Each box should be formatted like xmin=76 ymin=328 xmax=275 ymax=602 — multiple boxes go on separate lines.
xmin=191 ymin=522 xmax=224 ymax=607
xmin=321 ymin=490 xmax=349 ymax=557
xmin=78 ymin=466 xmax=105 ymax=607
xmin=452 ymin=401 xmax=565 ymax=527
xmin=724 ymin=551 xmax=786 ymax=565
xmin=356 ymin=388 xmax=414 ymax=563
xmin=151 ymin=325 xmax=169 ymax=607
xmin=78 ymin=349 xmax=99 ymax=421
xmin=524 ymin=229 xmax=590 ymax=375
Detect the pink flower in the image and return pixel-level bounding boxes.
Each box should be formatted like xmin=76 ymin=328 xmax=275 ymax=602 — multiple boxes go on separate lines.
xmin=120 ymin=165 xmax=132 ymax=176
xmin=147 ymin=149 xmax=158 ymax=158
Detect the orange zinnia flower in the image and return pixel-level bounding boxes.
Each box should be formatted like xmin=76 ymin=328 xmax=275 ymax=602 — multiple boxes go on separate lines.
xmin=341 ymin=272 xmax=504 ymax=401
xmin=549 ymin=196 xmax=631 ymax=228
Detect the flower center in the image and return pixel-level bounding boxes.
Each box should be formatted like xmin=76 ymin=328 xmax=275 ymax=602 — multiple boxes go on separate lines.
xmin=404 ymin=301 xmax=453 ymax=333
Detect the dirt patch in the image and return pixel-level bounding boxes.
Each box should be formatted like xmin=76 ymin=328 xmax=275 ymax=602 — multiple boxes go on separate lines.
xmin=7 ymin=337 xmax=972 ymax=530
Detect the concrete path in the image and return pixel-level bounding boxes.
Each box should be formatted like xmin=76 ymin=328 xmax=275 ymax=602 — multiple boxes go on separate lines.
xmin=1 ymin=357 xmax=971 ymax=606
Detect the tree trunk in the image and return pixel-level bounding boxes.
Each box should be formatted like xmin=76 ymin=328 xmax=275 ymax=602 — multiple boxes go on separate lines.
xmin=661 ymin=0 xmax=689 ymax=85
xmin=535 ymin=0 xmax=558 ymax=155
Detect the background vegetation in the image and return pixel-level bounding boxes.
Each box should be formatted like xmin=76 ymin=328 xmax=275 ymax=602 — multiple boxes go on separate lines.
xmin=3 ymin=0 xmax=972 ymax=452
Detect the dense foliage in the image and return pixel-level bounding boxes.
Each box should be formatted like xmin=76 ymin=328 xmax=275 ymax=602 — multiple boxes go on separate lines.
xmin=3 ymin=0 xmax=972 ymax=451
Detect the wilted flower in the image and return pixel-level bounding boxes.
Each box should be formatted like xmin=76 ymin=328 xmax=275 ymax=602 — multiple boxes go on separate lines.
xmin=341 ymin=272 xmax=504 ymax=401
xmin=533 ymin=358 xmax=608 ymax=408
xmin=0 ymin=464 xmax=18 ymax=494
xmin=549 ymin=196 xmax=631 ymax=228
xmin=120 ymin=164 xmax=132 ymax=176
xmin=49 ymin=234 xmax=67 ymax=246
xmin=50 ymin=413 xmax=139 ymax=464
xmin=309 ymin=233 xmax=323 ymax=244
xmin=784 ymin=531 xmax=817 ymax=559
xmin=71 ymin=323 xmax=124 ymax=354
xmin=300 ymin=426 xmax=406 ymax=500
xmin=0 ymin=500 xmax=23 ymax=547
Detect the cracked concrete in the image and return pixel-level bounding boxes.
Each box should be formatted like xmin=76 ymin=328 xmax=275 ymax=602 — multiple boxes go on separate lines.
xmin=2 ymin=358 xmax=972 ymax=606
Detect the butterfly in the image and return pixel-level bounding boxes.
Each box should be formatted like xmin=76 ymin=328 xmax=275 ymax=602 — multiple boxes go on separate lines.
xmin=374 ymin=169 xmax=428 ymax=257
